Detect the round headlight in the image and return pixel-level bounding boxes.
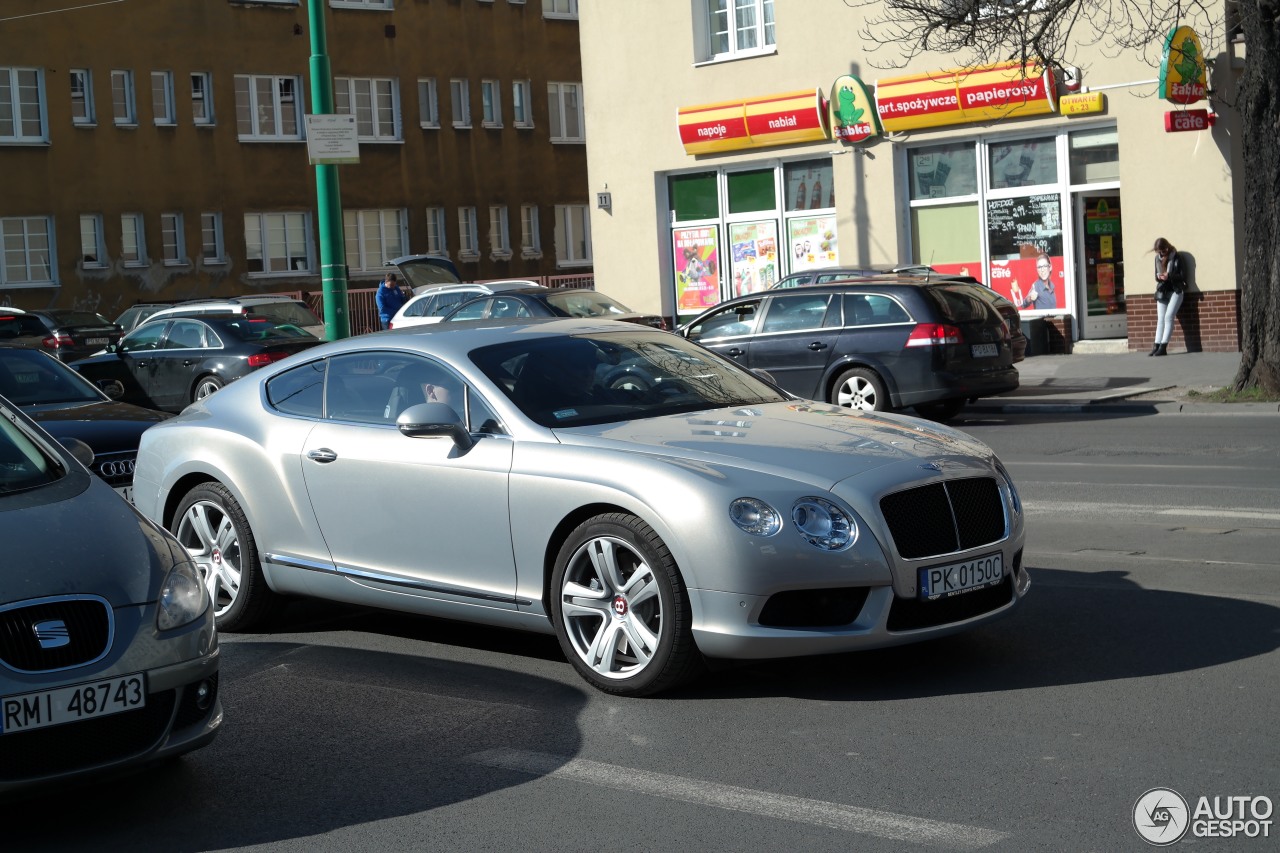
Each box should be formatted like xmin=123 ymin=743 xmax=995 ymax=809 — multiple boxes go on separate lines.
xmin=792 ymin=497 xmax=857 ymax=551
xmin=157 ymin=561 xmax=209 ymax=631
xmin=729 ymin=497 xmax=782 ymax=536
xmin=995 ymin=460 xmax=1022 ymax=516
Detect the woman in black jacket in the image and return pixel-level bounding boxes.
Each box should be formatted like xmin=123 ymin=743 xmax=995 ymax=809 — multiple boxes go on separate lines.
xmin=1152 ymin=237 xmax=1186 ymax=356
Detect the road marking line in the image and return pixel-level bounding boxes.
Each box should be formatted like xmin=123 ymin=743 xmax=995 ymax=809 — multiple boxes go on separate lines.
xmin=466 ymin=748 xmax=1008 ymax=850
xmin=1024 ymin=501 xmax=1280 ymax=522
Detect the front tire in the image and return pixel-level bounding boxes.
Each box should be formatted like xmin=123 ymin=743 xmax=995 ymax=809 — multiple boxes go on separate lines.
xmin=551 ymin=513 xmax=702 ymax=696
xmin=172 ymin=482 xmax=279 ymax=631
xmin=832 ymin=367 xmax=890 ymax=412
xmin=192 ymin=374 xmax=224 ymax=404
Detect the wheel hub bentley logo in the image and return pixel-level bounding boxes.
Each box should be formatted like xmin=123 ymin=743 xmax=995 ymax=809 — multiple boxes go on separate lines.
xmin=98 ymin=459 xmax=136 ymax=478
xmin=612 ymin=596 xmax=628 ymax=617
xmin=33 ymin=619 xmax=70 ymax=649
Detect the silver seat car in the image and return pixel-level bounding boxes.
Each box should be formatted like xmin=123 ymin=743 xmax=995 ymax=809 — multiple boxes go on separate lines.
xmin=133 ymin=319 xmax=1028 ymax=697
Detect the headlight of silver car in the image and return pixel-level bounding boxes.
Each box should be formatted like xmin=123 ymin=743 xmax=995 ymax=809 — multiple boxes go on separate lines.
xmin=792 ymin=497 xmax=857 ymax=551
xmin=157 ymin=561 xmax=209 ymax=631
xmin=729 ymin=497 xmax=782 ymax=536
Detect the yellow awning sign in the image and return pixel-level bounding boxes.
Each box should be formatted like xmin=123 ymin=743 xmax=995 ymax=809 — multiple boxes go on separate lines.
xmin=875 ymin=61 xmax=1057 ymax=132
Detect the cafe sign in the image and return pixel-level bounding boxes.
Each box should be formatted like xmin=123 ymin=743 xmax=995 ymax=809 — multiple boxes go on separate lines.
xmin=1159 ymin=25 xmax=1208 ymax=105
xmin=875 ymin=61 xmax=1058 ymax=132
xmin=677 ymin=89 xmax=828 ymax=155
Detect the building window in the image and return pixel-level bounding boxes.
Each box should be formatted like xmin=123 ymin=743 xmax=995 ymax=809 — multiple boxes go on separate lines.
xmin=331 ymin=0 xmax=393 ymax=8
xmin=450 ymin=79 xmax=471 ymax=128
xmin=234 ymin=74 xmax=303 ymax=140
xmin=70 ymin=70 xmax=95 ymax=126
xmin=417 ymin=78 xmax=439 ymax=128
xmin=244 ymin=212 xmax=312 ymax=274
xmin=520 ymin=204 xmax=541 ymax=258
xmin=111 ymin=70 xmax=136 ymax=125
xmin=425 ymin=207 xmax=448 ymax=255
xmin=191 ymin=72 xmax=214 ymax=125
xmin=512 ymin=80 xmax=532 ymax=128
xmin=151 ymin=71 xmax=175 ymax=125
xmin=481 ymin=80 xmax=502 ymax=128
xmin=488 ymin=205 xmax=510 ymax=258
xmin=548 ymin=82 xmax=583 ymax=143
xmin=1068 ymin=126 xmax=1120 ymax=185
xmin=458 ymin=207 xmax=479 ymax=259
xmin=554 ymin=204 xmax=592 ymax=267
xmin=161 ymin=212 xmax=185 ymax=265
xmin=334 ymin=77 xmax=399 ymax=141
xmin=121 ymin=213 xmax=147 ymax=266
xmin=342 ymin=209 xmax=407 ymax=272
xmin=697 ymin=0 xmax=776 ymax=62
xmin=1 ymin=68 xmax=47 ymax=142
xmin=544 ymin=0 xmax=577 ymax=19
xmin=1 ymin=217 xmax=54 ymax=286
xmin=201 ymin=212 xmax=225 ymax=263
xmin=79 ymin=215 xmax=105 ymax=267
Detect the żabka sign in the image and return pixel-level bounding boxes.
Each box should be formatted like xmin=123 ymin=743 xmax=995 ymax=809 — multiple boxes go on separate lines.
xmin=678 ymin=89 xmax=827 ymax=155
xmin=1159 ymin=25 xmax=1208 ymax=105
xmin=875 ymin=61 xmax=1057 ymax=133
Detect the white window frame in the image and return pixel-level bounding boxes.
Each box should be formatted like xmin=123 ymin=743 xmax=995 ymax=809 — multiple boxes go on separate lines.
xmin=244 ymin=212 xmax=313 ymax=275
xmin=488 ymin=205 xmax=511 ymax=259
xmin=481 ymin=79 xmax=502 ymax=128
xmin=695 ymin=0 xmax=777 ymax=64
xmin=543 ymin=0 xmax=577 ymax=19
xmin=520 ymin=204 xmax=541 ymax=259
xmin=191 ymin=72 xmax=214 ymax=126
xmin=0 ymin=216 xmax=55 ymax=286
xmin=334 ymin=76 xmax=400 ymax=141
xmin=79 ymin=214 xmax=106 ymax=268
xmin=234 ymin=74 xmax=304 ymax=141
xmin=547 ymin=82 xmax=584 ymax=143
xmin=417 ymin=78 xmax=439 ymax=129
xmin=450 ymin=79 xmax=471 ymax=128
xmin=554 ymin=204 xmax=592 ymax=268
xmin=200 ymin=212 xmax=225 ymax=264
xmin=425 ymin=207 xmax=448 ymax=256
xmin=70 ymin=69 xmax=95 ymax=127
xmin=458 ymin=206 xmax=479 ymax=261
xmin=330 ymin=0 xmax=393 ymax=8
xmin=512 ymin=79 xmax=533 ymax=128
xmin=1 ymin=67 xmax=48 ymax=143
xmin=151 ymin=71 xmax=176 ymax=126
xmin=121 ymin=213 xmax=147 ymax=266
xmin=161 ymin=212 xmax=186 ymax=265
xmin=111 ymin=70 xmax=136 ymax=126
xmin=342 ymin=208 xmax=408 ymax=273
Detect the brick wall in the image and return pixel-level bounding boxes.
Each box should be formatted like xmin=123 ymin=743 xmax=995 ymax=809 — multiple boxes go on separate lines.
xmin=1126 ymin=291 xmax=1241 ymax=353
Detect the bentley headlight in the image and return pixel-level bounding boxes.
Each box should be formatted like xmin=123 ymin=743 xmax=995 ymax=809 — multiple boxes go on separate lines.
xmin=995 ymin=460 xmax=1022 ymax=517
xmin=792 ymin=497 xmax=857 ymax=551
xmin=729 ymin=497 xmax=781 ymax=536
xmin=157 ymin=561 xmax=209 ymax=631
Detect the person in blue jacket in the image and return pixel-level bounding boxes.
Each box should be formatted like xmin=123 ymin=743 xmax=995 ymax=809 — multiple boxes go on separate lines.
xmin=376 ymin=272 xmax=407 ymax=330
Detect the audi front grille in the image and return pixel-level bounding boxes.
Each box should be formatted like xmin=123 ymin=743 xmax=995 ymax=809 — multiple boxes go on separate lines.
xmin=93 ymin=451 xmax=136 ymax=488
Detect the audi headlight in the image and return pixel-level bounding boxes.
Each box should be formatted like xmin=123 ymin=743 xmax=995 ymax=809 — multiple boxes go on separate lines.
xmin=157 ymin=561 xmax=209 ymax=631
xmin=792 ymin=497 xmax=857 ymax=551
xmin=729 ymin=497 xmax=782 ymax=536
xmin=995 ymin=460 xmax=1022 ymax=517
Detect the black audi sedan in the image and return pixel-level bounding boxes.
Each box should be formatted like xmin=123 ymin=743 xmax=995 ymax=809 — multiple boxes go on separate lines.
xmin=680 ymin=275 xmax=1018 ymax=420
xmin=441 ymin=287 xmax=668 ymax=330
xmin=71 ymin=313 xmax=322 ymax=414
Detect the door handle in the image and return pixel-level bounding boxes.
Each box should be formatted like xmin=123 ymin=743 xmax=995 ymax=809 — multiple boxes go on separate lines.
xmin=135 ymin=360 xmax=150 ymax=368
xmin=726 ymin=348 xmax=744 ymax=358
xmin=182 ymin=360 xmax=196 ymax=366
xmin=306 ymin=448 xmax=338 ymax=463
xmin=807 ymin=342 xmax=828 ymax=351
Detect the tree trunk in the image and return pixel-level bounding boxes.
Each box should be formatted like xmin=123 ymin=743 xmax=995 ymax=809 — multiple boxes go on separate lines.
xmin=1233 ymin=2 xmax=1280 ymax=393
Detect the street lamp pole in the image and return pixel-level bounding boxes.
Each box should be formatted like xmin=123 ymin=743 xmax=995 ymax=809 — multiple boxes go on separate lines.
xmin=306 ymin=0 xmax=350 ymax=340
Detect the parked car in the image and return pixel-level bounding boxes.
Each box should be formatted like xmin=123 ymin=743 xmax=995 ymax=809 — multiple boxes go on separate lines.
xmin=0 ymin=347 xmax=169 ymax=502
xmin=440 ymin=287 xmax=668 ymax=329
xmin=115 ymin=303 xmax=179 ymax=333
xmin=132 ymin=318 xmax=1028 ymax=698
xmin=143 ymin=296 xmax=325 ymax=338
xmin=679 ymin=276 xmax=1019 ymax=421
xmin=71 ymin=313 xmax=322 ymax=413
xmin=7 ymin=310 xmax=123 ymax=363
xmin=0 ymin=310 xmax=55 ymax=354
xmin=0 ymin=396 xmax=220 ymax=795
xmin=390 ymin=281 xmax=549 ymax=330
xmin=771 ymin=264 xmax=936 ymax=289
xmin=386 ymin=253 xmax=464 ymax=295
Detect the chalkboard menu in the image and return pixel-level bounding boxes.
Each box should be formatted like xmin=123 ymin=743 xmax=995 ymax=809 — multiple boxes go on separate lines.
xmin=986 ymin=193 xmax=1063 ymax=260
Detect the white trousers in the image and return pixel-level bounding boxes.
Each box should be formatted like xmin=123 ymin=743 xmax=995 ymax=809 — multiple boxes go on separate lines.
xmin=1154 ymin=292 xmax=1184 ymax=345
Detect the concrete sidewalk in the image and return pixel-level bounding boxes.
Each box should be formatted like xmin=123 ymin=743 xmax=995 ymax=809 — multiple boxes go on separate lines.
xmin=965 ymin=352 xmax=1280 ymax=415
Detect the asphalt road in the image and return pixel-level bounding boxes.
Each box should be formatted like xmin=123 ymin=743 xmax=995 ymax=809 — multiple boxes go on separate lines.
xmin=5 ymin=412 xmax=1278 ymax=851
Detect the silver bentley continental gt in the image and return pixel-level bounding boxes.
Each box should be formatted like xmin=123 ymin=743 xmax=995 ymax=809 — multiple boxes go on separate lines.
xmin=132 ymin=319 xmax=1028 ymax=697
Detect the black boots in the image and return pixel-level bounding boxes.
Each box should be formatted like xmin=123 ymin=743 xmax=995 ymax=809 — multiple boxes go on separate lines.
xmin=1148 ymin=343 xmax=1160 ymax=356
xmin=1153 ymin=343 xmax=1168 ymax=357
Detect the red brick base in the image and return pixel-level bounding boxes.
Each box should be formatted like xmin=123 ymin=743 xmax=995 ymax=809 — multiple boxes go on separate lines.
xmin=1125 ymin=291 xmax=1241 ymax=353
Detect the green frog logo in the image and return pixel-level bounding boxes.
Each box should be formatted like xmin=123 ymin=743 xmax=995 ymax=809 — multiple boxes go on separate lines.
xmin=836 ymin=85 xmax=864 ymax=129
xmin=1174 ymin=37 xmax=1203 ymax=88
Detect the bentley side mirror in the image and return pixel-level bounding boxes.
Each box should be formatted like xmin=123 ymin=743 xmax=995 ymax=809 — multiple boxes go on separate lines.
xmin=396 ymin=402 xmax=473 ymax=451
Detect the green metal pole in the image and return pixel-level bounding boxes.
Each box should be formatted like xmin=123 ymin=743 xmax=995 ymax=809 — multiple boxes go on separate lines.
xmin=306 ymin=0 xmax=350 ymax=340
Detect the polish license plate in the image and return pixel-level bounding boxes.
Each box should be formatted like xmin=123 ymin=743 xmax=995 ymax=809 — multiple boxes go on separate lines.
xmin=971 ymin=343 xmax=999 ymax=358
xmin=2 ymin=673 xmax=146 ymax=734
xmin=86 ymin=337 xmax=110 ymax=345
xmin=113 ymin=484 xmax=134 ymax=503
xmin=918 ymin=553 xmax=1003 ymax=601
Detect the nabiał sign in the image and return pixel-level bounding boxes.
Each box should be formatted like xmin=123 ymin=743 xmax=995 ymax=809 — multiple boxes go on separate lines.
xmin=678 ymin=89 xmax=827 ymax=156
xmin=875 ymin=61 xmax=1057 ymax=132
xmin=1160 ymin=25 xmax=1208 ymax=105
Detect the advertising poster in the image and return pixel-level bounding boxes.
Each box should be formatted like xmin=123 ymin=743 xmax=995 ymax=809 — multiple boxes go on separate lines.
xmin=787 ymin=215 xmax=839 ymax=272
xmin=988 ymin=255 xmax=1065 ymax=312
xmin=673 ymin=226 xmax=721 ymax=313
xmin=729 ymin=220 xmax=779 ymax=296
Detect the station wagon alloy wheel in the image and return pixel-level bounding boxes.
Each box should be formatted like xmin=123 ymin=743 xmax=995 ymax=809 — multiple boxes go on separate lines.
xmin=833 ymin=367 xmax=888 ymax=412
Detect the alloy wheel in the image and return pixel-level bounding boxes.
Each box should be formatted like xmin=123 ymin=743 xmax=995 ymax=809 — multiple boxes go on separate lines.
xmin=175 ymin=500 xmax=243 ymax=617
xmin=837 ymin=375 xmax=879 ymax=411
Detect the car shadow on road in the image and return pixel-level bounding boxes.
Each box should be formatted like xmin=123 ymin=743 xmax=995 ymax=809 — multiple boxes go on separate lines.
xmin=674 ymin=566 xmax=1280 ymax=701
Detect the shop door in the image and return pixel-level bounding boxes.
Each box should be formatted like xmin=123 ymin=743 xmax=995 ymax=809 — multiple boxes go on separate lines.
xmin=1075 ymin=192 xmax=1126 ymax=338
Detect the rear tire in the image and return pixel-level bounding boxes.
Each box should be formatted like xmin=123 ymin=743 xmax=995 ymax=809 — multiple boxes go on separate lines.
xmin=914 ymin=398 xmax=965 ymax=422
xmin=192 ymin=375 xmax=224 ymax=404
xmin=831 ymin=367 xmax=890 ymax=412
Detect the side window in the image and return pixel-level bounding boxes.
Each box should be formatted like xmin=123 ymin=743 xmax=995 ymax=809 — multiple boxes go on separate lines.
xmin=865 ymin=294 xmax=912 ymax=323
xmin=760 ymin=294 xmax=832 ymax=333
xmin=431 ymin=291 xmax=474 ymax=317
xmin=686 ymin=300 xmax=760 ymax=341
xmin=325 ymin=353 xmax=401 ymax=424
xmin=266 ymin=359 xmax=325 ymax=418
xmin=403 ymin=297 xmax=430 ymax=318
xmin=164 ymin=320 xmax=207 ymax=349
xmin=120 ymin=322 xmax=168 ymax=352
xmin=489 ymin=297 xmax=529 ymax=319
xmin=448 ymin=299 xmax=490 ymax=321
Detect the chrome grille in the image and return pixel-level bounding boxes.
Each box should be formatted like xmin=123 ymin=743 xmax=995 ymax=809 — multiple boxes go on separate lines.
xmin=0 ymin=596 xmax=113 ymax=673
xmin=93 ymin=450 xmax=136 ymax=488
xmin=879 ymin=476 xmax=1005 ymax=560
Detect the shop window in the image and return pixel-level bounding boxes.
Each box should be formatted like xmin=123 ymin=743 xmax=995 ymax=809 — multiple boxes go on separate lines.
xmin=669 ymin=172 xmax=718 ymax=222
xmin=1069 ymin=126 xmax=1119 ymax=185
xmin=910 ymin=203 xmax=980 ymax=271
xmin=783 ymin=160 xmax=833 ymax=211
xmin=988 ymin=136 xmax=1057 ymax=189
xmin=909 ymin=142 xmax=977 ymax=200
xmin=727 ymin=169 xmax=776 ymax=214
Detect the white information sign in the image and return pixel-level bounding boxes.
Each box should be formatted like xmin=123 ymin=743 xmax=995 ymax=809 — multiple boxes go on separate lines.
xmin=304 ymin=114 xmax=360 ymax=165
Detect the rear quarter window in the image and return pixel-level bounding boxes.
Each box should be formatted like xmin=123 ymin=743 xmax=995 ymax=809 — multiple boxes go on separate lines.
xmin=927 ymin=286 xmax=996 ymax=323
